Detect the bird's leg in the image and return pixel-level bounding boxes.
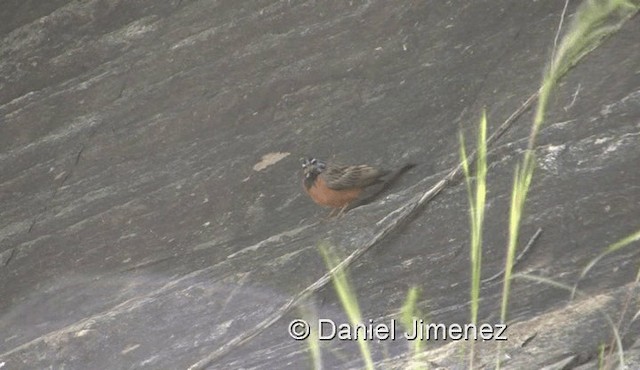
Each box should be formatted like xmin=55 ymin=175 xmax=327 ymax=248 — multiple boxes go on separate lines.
xmin=334 ymin=204 xmax=349 ymax=218
xmin=324 ymin=208 xmax=338 ymax=219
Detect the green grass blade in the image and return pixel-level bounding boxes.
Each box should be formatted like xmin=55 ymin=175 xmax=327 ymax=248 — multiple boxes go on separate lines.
xmin=319 ymin=243 xmax=375 ymax=370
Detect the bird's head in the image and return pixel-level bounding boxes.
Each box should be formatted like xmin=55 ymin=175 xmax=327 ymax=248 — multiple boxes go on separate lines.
xmin=300 ymin=157 xmax=326 ymax=179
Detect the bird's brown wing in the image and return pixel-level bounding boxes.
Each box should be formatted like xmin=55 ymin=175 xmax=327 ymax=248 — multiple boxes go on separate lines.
xmin=322 ymin=164 xmax=386 ymax=190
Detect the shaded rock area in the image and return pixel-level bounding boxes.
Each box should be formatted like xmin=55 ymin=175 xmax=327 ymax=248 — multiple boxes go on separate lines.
xmin=1 ymin=1 xmax=639 ymax=369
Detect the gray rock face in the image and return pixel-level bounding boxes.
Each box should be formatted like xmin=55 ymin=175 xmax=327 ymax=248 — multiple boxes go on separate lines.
xmin=1 ymin=1 xmax=638 ymax=369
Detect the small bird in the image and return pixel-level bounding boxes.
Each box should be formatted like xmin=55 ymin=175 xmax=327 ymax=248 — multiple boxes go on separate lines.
xmin=301 ymin=157 xmax=391 ymax=217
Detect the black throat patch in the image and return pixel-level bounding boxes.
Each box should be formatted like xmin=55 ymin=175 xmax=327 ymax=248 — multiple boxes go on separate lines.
xmin=303 ymin=171 xmax=319 ymax=189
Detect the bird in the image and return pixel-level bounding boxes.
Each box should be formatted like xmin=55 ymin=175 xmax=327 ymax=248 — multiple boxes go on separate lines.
xmin=300 ymin=157 xmax=392 ymax=217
